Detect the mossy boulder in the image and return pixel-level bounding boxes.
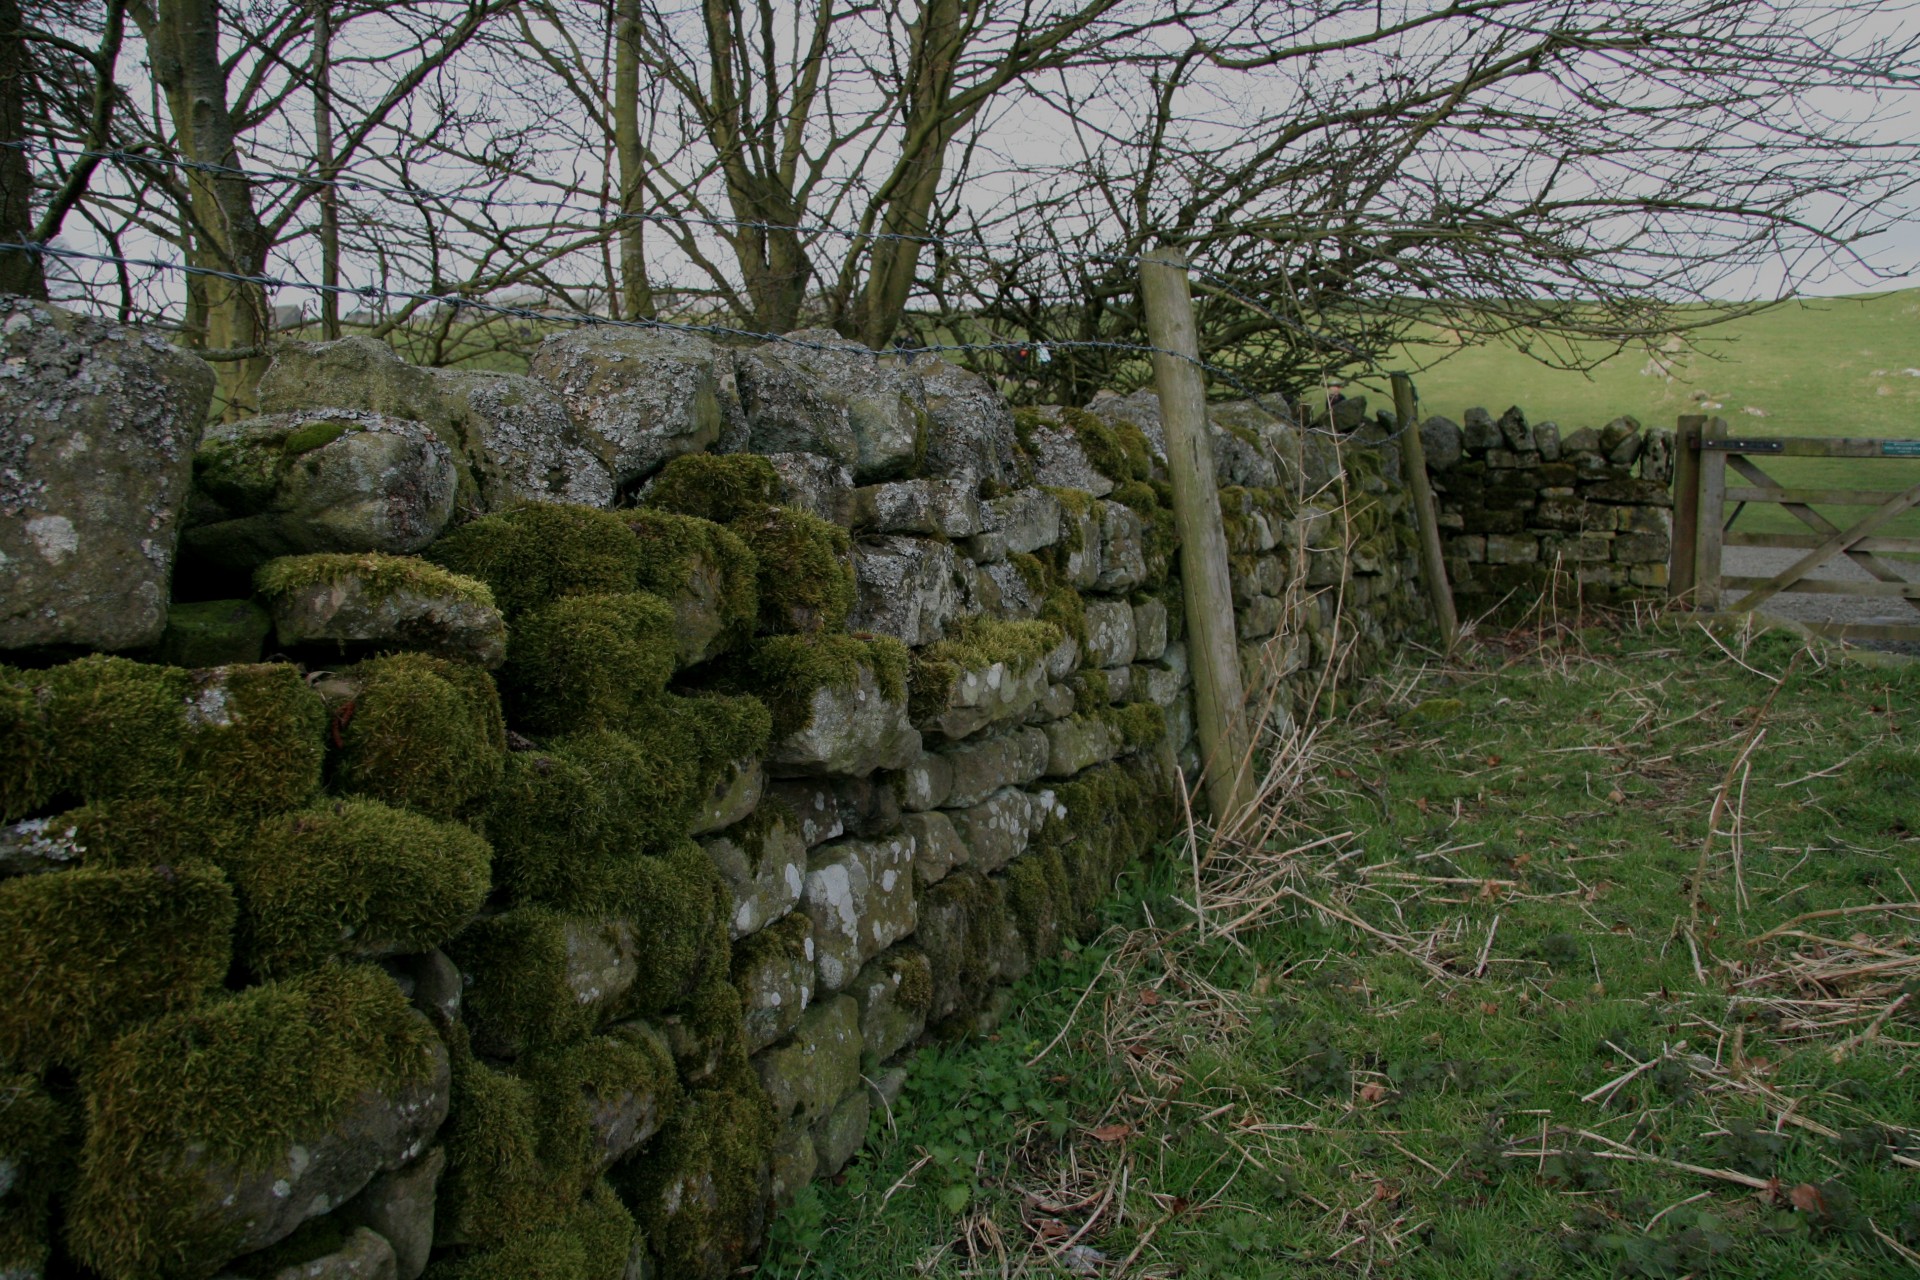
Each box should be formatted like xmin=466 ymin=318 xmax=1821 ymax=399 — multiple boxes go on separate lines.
xmin=624 ymin=508 xmax=759 ymax=664
xmin=186 ymin=411 xmax=459 ymax=571
xmin=0 ymin=862 xmax=235 ymax=1069
xmin=257 ymin=553 xmax=507 ymax=668
xmin=155 ymin=598 xmax=273 ymax=668
xmin=425 ymin=1179 xmax=639 ymax=1280
xmin=230 ymin=798 xmax=493 ymax=978
xmin=27 ymin=656 xmax=325 ymax=832
xmin=68 ymin=965 xmax=449 ymax=1280
xmin=501 ymin=593 xmax=676 ymax=734
xmin=730 ymin=912 xmax=814 ymax=1054
xmin=425 ymin=504 xmax=644 ymax=619
xmin=733 ymin=634 xmax=916 ymax=777
xmin=523 ymin=1024 xmax=681 ymax=1181
xmin=729 ymin=505 xmax=856 ymax=635
xmin=0 ymin=1072 xmax=67 ymax=1279
xmin=908 ymin=618 xmax=1061 ymax=740
xmin=611 ymin=1064 xmax=774 ymax=1280
xmin=326 ymin=653 xmax=507 ymax=821
xmin=642 ymin=453 xmax=782 ymax=526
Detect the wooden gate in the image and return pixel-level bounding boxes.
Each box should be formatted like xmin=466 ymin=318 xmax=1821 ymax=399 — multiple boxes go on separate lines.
xmin=1669 ymin=414 xmax=1920 ymax=645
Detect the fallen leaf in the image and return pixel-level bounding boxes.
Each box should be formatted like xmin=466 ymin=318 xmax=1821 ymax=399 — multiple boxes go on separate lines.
xmin=1035 ymin=1220 xmax=1071 ymax=1241
xmin=1485 ymin=754 xmax=1502 ymax=766
xmin=1789 ymin=1183 xmax=1826 ymax=1215
xmin=1138 ymin=989 xmax=1162 ymax=1007
xmin=1088 ymin=1123 xmax=1132 ymax=1143
xmin=1607 ymin=788 xmax=1625 ymax=804
xmin=1415 ymin=796 xmax=1431 ymax=814
xmin=1479 ymin=1001 xmax=1500 ymax=1015
xmin=1358 ymin=1083 xmax=1389 ymax=1104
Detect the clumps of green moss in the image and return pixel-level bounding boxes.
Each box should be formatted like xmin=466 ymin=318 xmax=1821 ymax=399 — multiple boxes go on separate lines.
xmin=1058 ymin=406 xmax=1155 ymax=484
xmin=1010 ymin=551 xmax=1088 ymax=648
xmin=1112 ymin=479 xmax=1179 ymax=582
xmin=917 ymin=869 xmax=1016 ymax=1032
xmin=624 ymin=508 xmax=760 ymax=651
xmin=726 ymin=634 xmax=908 ymax=740
xmin=0 ymin=863 xmax=236 ymax=1069
xmin=230 ymin=797 xmax=491 ymax=978
xmin=255 ymin=552 xmax=496 ymax=610
xmin=330 ymin=653 xmax=506 ymax=820
xmin=0 ymin=664 xmax=53 ymax=821
xmin=1004 ymin=846 xmax=1072 ymax=964
xmin=503 ymin=593 xmax=677 ymax=734
xmin=0 ymin=1073 xmax=67 ymax=1278
xmin=1107 ymin=700 xmax=1166 ymax=751
xmin=446 ymin=908 xmax=598 ymax=1056
xmin=729 ymin=506 xmax=855 ymax=635
xmin=1032 ymin=755 xmax=1179 ymax=930
xmin=909 ymin=618 xmax=1061 ymax=724
xmin=155 ymin=598 xmax=273 ymax=669
xmin=610 ymin=1061 xmax=775 ymax=1280
xmin=524 ymin=1024 xmax=682 ymax=1178
xmin=644 ymin=454 xmax=783 ymax=526
xmin=435 ymin=1024 xmax=562 ymax=1243
xmin=427 ymin=1179 xmax=639 ymax=1280
xmin=427 ymin=504 xmax=645 ymax=618
xmin=487 ymin=695 xmax=770 ymax=907
xmin=1217 ymin=485 xmax=1293 ymax=556
xmin=68 ymin=964 xmax=440 ymax=1280
xmin=620 ymin=841 xmax=731 ymax=1017
xmin=282 ymin=418 xmax=355 ymax=455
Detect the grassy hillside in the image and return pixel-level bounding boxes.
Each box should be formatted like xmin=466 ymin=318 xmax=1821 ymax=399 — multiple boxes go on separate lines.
xmin=1375 ymin=288 xmax=1920 ymax=536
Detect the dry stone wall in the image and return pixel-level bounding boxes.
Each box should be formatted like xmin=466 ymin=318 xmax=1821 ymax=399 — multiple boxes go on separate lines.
xmin=3 ymin=303 xmax=1453 ymax=1280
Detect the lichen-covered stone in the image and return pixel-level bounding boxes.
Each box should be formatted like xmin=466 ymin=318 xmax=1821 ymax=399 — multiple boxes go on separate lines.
xmin=1051 ymin=494 xmax=1104 ymax=588
xmin=1132 ymin=598 xmax=1169 ymax=662
xmin=947 ymin=787 xmax=1044 ymax=874
xmin=256 ymin=553 xmax=507 ymax=668
xmin=1018 ymin=410 xmax=1114 ymax=497
xmin=849 ymin=946 xmax=931 ymax=1066
xmin=528 ymin=328 xmax=728 ymax=488
xmin=910 ymin=636 xmax=1055 ymax=741
xmin=702 ymin=806 xmax=806 ymax=939
xmin=1083 ymin=599 xmax=1137 ymax=668
xmin=751 ymin=995 xmax=862 ymax=1127
xmin=892 ymin=750 xmax=954 ymax=812
xmin=1093 ymin=500 xmax=1149 ymax=592
xmin=0 ymin=298 xmax=215 ymax=651
xmin=983 ymin=489 xmax=1064 ymax=554
xmin=340 ymin=1147 xmax=444 ymax=1280
xmin=688 ymin=759 xmax=764 ymax=837
xmin=230 ymin=1225 xmax=398 ymax=1280
xmin=1042 ymin=715 xmax=1122 ymax=778
xmin=156 ymin=599 xmax=273 ymax=668
xmin=187 ymin=412 xmax=458 ymax=571
xmin=68 ymin=966 xmax=449 ymax=1280
xmin=898 ymin=811 xmax=966 ymax=886
xmin=769 ymin=1124 xmax=817 ymax=1210
xmin=432 ymin=368 xmax=615 ymax=510
xmin=828 ymin=772 xmax=903 ymax=840
xmin=735 ymin=330 xmax=925 ymax=482
xmin=613 ymin=1067 xmax=772 ymax=1280
xmin=762 ymin=452 xmax=854 ymax=524
xmin=732 ymin=912 xmax=814 ymax=1054
xmin=848 ymin=535 xmax=960 ymax=646
xmin=849 ymin=478 xmax=985 ymax=537
xmin=764 ymin=779 xmax=843 ymax=847
xmin=802 ymin=836 xmax=916 ymax=992
xmin=938 ymin=727 xmax=1050 ymax=809
xmin=760 ymin=642 xmax=918 ymax=778
xmin=919 ymin=359 xmax=1021 ymax=495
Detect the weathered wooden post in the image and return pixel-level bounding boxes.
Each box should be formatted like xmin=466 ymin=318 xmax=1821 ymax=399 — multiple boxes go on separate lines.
xmin=1694 ymin=416 xmax=1729 ymax=610
xmin=1138 ymin=249 xmax=1254 ymax=827
xmin=1669 ymin=414 xmax=1705 ymax=602
xmin=1391 ymin=373 xmax=1457 ymax=650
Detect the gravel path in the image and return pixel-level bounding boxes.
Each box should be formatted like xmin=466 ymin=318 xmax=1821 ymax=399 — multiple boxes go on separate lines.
xmin=1720 ymin=544 xmax=1920 ymax=652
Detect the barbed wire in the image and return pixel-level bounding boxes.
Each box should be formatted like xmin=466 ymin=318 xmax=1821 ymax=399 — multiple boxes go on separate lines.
xmin=2 ymin=141 xmax=1107 ymax=259
xmin=5 ymin=238 xmax=1417 ymax=443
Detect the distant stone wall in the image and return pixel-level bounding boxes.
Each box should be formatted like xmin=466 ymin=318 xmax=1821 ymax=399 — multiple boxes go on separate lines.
xmin=1418 ymin=405 xmax=1676 ymax=607
xmin=0 ymin=302 xmax=1427 ymax=1280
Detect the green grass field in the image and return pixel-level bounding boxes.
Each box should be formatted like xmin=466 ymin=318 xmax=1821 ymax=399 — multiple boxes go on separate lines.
xmin=1372 ymin=288 xmax=1920 ymax=538
xmin=764 ymin=619 xmax=1920 ymax=1278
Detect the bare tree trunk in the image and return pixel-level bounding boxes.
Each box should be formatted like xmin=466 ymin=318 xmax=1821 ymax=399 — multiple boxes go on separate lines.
xmin=613 ymin=0 xmax=653 ymax=320
xmin=313 ymin=0 xmax=339 ymax=339
xmin=141 ymin=0 xmax=272 ymax=417
xmin=0 ymin=0 xmax=46 ymax=298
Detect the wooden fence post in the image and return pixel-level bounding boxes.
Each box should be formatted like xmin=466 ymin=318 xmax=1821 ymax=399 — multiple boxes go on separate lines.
xmin=1138 ymin=249 xmax=1254 ymax=828
xmin=1695 ymin=416 xmax=1729 ymax=611
xmin=1391 ymin=373 xmax=1457 ymax=650
xmin=1670 ymin=414 xmax=1704 ymax=603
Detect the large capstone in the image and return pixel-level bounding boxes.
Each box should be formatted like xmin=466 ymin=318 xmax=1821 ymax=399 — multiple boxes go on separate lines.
xmin=918 ymin=359 xmax=1021 ymax=495
xmin=735 ymin=330 xmax=925 ymax=482
xmin=185 ymin=412 xmax=458 ymax=571
xmin=257 ymin=553 xmax=507 ymax=668
xmin=529 ymin=328 xmax=727 ymax=489
xmin=0 ymin=298 xmax=215 ymax=651
xmin=766 ymin=657 xmax=920 ymax=778
xmin=431 ymin=368 xmax=615 ymax=509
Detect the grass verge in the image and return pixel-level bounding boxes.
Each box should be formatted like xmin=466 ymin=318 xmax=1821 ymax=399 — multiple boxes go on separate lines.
xmin=762 ymin=613 xmax=1920 ymax=1278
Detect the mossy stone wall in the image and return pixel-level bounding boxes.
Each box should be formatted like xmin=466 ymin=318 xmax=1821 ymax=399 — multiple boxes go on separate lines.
xmin=0 ymin=332 xmax=1435 ymax=1280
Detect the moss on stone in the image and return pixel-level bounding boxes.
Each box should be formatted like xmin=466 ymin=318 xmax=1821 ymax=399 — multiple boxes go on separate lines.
xmin=281 ymin=418 xmax=354 ymax=455
xmin=726 ymin=633 xmax=906 ymax=740
xmin=1107 ymin=700 xmax=1166 ymax=751
xmin=488 ymin=696 xmax=770 ymax=909
xmin=1070 ymin=671 xmax=1109 ymax=716
xmin=230 ymin=797 xmax=492 ymax=978
xmin=331 ymin=653 xmax=506 ymax=821
xmin=909 ymin=618 xmax=1061 ymax=724
xmin=610 ymin=1060 xmax=774 ymax=1280
xmin=1004 ymin=846 xmax=1071 ymax=964
xmin=620 ymin=841 xmax=732 ymax=1018
xmin=1112 ymin=479 xmax=1178 ymax=582
xmin=920 ymin=869 xmax=1014 ymax=1029
xmin=427 ymin=504 xmax=645 ymax=619
xmin=68 ymin=964 xmax=441 ymax=1280
xmin=644 ymin=454 xmax=782 ymax=526
xmin=0 ymin=863 xmax=234 ymax=1070
xmin=255 ymin=552 xmax=496 ymax=611
xmin=0 ymin=1073 xmax=67 ymax=1278
xmin=1057 ymin=406 xmax=1154 ymax=484
xmin=155 ymin=599 xmax=273 ymax=669
xmin=435 ymin=1022 xmax=568 ymax=1245
xmin=0 ymin=664 xmax=53 ymax=821
xmin=525 ymin=1024 xmax=681 ymax=1177
xmin=446 ymin=907 xmax=594 ymax=1054
xmin=427 ymin=1179 xmax=639 ymax=1280
xmin=727 ymin=505 xmax=855 ymax=635
xmin=502 ymin=592 xmax=677 ymax=735
xmin=623 ymin=508 xmax=760 ymax=650
xmin=54 ymin=797 xmax=243 ymax=870
xmin=1009 ymin=551 xmax=1088 ymax=648
xmin=660 ymin=977 xmax=749 ymax=1086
